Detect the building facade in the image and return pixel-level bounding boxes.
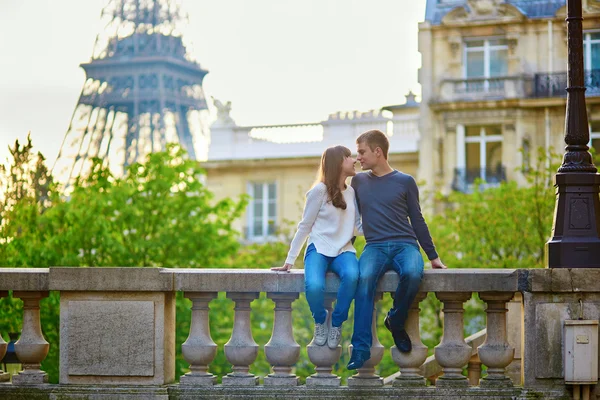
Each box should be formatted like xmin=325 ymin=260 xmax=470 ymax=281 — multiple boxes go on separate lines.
xmin=418 ymin=0 xmax=600 ymax=195
xmin=202 ymin=97 xmax=420 ymax=242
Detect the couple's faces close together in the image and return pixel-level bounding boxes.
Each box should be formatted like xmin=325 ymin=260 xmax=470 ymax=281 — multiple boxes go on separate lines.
xmin=355 ymin=142 xmax=378 ymax=171
xmin=340 ymin=142 xmax=380 ymax=177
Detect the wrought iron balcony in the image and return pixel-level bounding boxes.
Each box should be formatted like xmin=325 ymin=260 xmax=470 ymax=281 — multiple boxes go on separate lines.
xmin=533 ymin=69 xmax=600 ymax=98
xmin=437 ymin=70 xmax=600 ymax=102
xmin=451 ymin=165 xmax=507 ymax=193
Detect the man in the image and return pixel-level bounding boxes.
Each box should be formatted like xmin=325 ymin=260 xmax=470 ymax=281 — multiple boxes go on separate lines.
xmin=347 ymin=129 xmax=446 ymax=371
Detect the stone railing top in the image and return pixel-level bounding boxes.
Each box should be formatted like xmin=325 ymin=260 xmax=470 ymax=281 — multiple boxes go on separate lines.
xmin=0 ymin=268 xmax=49 ymax=291
xmin=0 ymin=267 xmax=598 ymax=293
xmin=48 ymin=267 xmax=173 ymax=292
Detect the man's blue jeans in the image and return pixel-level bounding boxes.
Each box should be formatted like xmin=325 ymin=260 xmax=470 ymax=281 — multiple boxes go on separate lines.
xmin=350 ymin=241 xmax=424 ymax=356
xmin=304 ymin=243 xmax=359 ymax=327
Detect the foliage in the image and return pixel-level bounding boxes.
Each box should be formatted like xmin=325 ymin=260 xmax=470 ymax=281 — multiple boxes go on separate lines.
xmin=0 ymin=142 xmax=247 ymax=383
xmin=427 ymin=148 xmax=562 ymax=269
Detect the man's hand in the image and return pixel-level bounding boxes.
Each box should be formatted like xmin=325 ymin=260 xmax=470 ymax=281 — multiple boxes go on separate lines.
xmin=271 ymin=263 xmax=293 ymax=272
xmin=430 ymin=258 xmax=447 ymax=269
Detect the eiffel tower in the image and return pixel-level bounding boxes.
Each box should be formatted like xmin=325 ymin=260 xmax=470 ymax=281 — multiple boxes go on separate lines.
xmin=53 ymin=0 xmax=209 ymax=183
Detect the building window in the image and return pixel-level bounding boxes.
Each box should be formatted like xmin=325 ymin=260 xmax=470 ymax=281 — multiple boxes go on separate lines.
xmin=464 ymin=125 xmax=503 ymax=180
xmin=453 ymin=124 xmax=506 ymax=192
xmin=247 ymin=182 xmax=277 ymax=240
xmin=584 ymin=32 xmax=600 ymax=93
xmin=584 ymin=32 xmax=600 ymax=71
xmin=463 ymin=39 xmax=508 ymax=92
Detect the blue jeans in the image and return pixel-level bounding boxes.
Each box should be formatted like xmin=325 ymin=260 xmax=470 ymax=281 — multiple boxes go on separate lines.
xmin=304 ymin=243 xmax=359 ymax=327
xmin=351 ymin=241 xmax=424 ymax=356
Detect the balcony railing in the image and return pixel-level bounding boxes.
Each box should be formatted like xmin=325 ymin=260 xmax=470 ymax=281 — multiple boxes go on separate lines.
xmin=533 ymin=69 xmax=600 ymax=97
xmin=437 ymin=70 xmax=600 ymax=102
xmin=451 ymin=166 xmax=507 ymax=193
xmin=437 ymin=76 xmax=532 ymax=102
xmin=0 ymin=267 xmax=594 ymax=399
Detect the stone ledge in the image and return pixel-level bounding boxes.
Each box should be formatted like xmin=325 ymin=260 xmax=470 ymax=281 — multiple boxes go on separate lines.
xmin=525 ymin=268 xmax=600 ymax=293
xmin=0 ymin=384 xmax=169 ymax=400
xmin=0 ymin=384 xmax=571 ymax=400
xmin=0 ymin=268 xmax=49 ymax=291
xmin=174 ymin=269 xmax=520 ymax=294
xmin=49 ymin=267 xmax=174 ymax=291
xmin=0 ymin=267 xmax=524 ymax=294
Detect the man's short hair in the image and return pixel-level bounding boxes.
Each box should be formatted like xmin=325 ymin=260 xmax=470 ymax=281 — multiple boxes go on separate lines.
xmin=356 ymin=129 xmax=389 ymax=159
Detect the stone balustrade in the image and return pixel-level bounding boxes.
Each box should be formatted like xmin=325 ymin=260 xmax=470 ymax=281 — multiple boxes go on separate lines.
xmin=0 ymin=267 xmax=598 ymax=399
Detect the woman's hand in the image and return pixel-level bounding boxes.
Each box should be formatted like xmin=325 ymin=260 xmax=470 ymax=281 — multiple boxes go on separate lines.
xmin=271 ymin=263 xmax=293 ymax=272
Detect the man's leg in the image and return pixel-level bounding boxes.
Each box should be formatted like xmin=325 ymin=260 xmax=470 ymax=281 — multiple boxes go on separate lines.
xmin=388 ymin=243 xmax=424 ymax=334
xmin=304 ymin=244 xmax=330 ymax=325
xmin=328 ymin=251 xmax=359 ymax=327
xmin=349 ymin=245 xmax=388 ymax=367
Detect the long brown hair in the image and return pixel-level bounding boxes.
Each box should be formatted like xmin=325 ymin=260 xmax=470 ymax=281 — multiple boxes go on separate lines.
xmin=315 ymin=145 xmax=352 ymax=210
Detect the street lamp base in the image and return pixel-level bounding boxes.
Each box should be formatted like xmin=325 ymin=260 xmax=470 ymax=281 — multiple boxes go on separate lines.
xmin=547 ymin=172 xmax=600 ymax=268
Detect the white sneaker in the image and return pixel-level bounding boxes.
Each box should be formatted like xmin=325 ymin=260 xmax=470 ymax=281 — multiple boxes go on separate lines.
xmin=313 ymin=310 xmax=329 ymax=346
xmin=327 ymin=324 xmax=342 ymax=349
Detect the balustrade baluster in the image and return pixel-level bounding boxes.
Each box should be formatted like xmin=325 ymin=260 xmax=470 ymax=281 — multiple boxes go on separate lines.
xmin=467 ymin=354 xmax=482 ymax=386
xmin=180 ymin=292 xmax=218 ymax=385
xmin=264 ymin=293 xmax=300 ymax=386
xmin=506 ymin=292 xmax=522 ymax=385
xmin=0 ymin=291 xmax=8 ymax=382
xmin=222 ymin=292 xmax=259 ymax=386
xmin=12 ymin=291 xmax=49 ymax=385
xmin=434 ymin=292 xmax=472 ymax=387
xmin=478 ymin=292 xmax=515 ymax=387
xmin=392 ymin=292 xmax=428 ymax=387
xmin=306 ymin=295 xmax=341 ymax=386
xmin=348 ymin=293 xmax=384 ymax=387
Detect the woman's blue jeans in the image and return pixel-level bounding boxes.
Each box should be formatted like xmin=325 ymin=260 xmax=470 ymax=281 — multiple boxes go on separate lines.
xmin=304 ymin=243 xmax=359 ymax=327
xmin=350 ymin=241 xmax=424 ymax=356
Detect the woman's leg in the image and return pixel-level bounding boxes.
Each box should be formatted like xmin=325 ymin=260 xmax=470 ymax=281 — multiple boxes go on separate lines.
xmin=329 ymin=251 xmax=359 ymax=327
xmin=304 ymin=244 xmax=330 ymax=324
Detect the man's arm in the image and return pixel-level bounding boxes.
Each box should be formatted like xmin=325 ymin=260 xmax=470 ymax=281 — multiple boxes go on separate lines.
xmin=405 ymin=176 xmax=440 ymax=261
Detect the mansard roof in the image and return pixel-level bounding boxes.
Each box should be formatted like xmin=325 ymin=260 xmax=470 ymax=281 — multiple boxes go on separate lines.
xmin=424 ymin=0 xmax=565 ymax=25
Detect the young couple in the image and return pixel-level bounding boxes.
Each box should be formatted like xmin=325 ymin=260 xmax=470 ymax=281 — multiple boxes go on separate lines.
xmin=272 ymin=129 xmax=446 ymax=370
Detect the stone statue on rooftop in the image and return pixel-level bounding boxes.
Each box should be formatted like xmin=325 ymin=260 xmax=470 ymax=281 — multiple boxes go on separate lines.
xmin=211 ymin=96 xmax=235 ymax=126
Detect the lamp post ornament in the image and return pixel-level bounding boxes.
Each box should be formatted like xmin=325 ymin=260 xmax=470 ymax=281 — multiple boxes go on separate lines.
xmin=547 ymin=0 xmax=600 ymax=268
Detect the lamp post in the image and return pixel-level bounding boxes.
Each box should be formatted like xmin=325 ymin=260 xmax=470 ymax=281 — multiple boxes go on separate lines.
xmin=547 ymin=0 xmax=600 ymax=268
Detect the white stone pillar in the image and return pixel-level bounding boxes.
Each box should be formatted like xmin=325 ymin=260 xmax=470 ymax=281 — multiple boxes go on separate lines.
xmin=478 ymin=292 xmax=515 ymax=387
xmin=456 ymin=124 xmax=466 ymax=169
xmin=180 ymin=292 xmax=218 ymax=385
xmin=506 ymin=292 xmax=522 ymax=385
xmin=264 ymin=293 xmax=300 ymax=386
xmin=392 ymin=292 xmax=428 ymax=387
xmin=348 ymin=293 xmax=384 ymax=387
xmin=0 ymin=291 xmax=8 ymax=382
xmin=223 ymin=292 xmax=259 ymax=386
xmin=434 ymin=292 xmax=472 ymax=387
xmin=12 ymin=291 xmax=49 ymax=385
xmin=306 ymin=295 xmax=342 ymax=386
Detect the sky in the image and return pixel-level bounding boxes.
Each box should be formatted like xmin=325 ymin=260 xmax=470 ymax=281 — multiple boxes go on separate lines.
xmin=0 ymin=0 xmax=426 ymax=166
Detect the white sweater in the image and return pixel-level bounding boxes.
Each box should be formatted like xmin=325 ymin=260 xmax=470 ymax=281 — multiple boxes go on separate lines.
xmin=285 ymin=182 xmax=363 ymax=265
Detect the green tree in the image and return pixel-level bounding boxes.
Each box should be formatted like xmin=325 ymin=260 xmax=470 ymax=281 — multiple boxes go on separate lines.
xmin=0 ymin=143 xmax=248 ymax=382
xmin=427 ymin=148 xmax=562 ymax=270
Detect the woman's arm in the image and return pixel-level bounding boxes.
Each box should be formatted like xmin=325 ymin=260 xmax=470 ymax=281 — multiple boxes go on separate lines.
xmin=354 ymin=197 xmax=363 ymax=236
xmin=275 ymin=184 xmax=326 ymax=269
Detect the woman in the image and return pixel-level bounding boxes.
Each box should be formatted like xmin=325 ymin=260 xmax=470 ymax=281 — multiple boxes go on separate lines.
xmin=271 ymin=145 xmax=362 ymax=349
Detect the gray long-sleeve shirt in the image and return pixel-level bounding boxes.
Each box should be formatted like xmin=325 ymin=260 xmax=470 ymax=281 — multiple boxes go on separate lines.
xmin=351 ymin=170 xmax=439 ymax=260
